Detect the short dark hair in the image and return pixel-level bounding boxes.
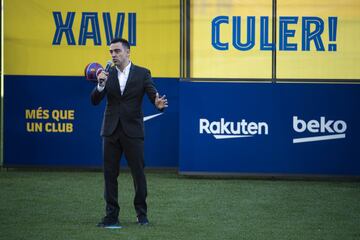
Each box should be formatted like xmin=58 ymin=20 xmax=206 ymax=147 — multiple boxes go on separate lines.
xmin=110 ymin=38 xmax=130 ymax=50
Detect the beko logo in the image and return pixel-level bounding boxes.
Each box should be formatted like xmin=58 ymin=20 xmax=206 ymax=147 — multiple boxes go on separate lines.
xmin=199 ymin=118 xmax=269 ymax=139
xmin=292 ymin=116 xmax=347 ymax=143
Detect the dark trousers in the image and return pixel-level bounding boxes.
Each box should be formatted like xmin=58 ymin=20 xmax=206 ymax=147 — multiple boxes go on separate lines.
xmin=102 ymin=121 xmax=147 ymax=221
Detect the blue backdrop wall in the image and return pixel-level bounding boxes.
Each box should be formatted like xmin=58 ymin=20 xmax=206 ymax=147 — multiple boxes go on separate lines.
xmin=4 ymin=76 xmax=178 ymax=168
xmin=179 ymin=81 xmax=360 ymax=176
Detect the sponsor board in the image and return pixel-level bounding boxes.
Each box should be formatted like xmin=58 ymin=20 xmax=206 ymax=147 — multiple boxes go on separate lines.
xmin=179 ymin=81 xmax=360 ymax=176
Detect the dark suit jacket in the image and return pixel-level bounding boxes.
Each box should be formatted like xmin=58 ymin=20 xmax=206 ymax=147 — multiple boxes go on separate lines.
xmin=91 ymin=64 xmax=158 ymax=138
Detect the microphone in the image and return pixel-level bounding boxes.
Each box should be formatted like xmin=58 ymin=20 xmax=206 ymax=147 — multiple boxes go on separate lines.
xmin=97 ymin=60 xmax=112 ymax=87
xmin=103 ymin=60 xmax=113 ymax=73
xmin=95 ymin=60 xmax=112 ymax=78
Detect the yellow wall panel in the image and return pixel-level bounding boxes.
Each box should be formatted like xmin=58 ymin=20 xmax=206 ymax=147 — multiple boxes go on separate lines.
xmin=4 ymin=0 xmax=179 ymax=77
xmin=190 ymin=0 xmax=273 ymax=79
xmin=277 ymin=0 xmax=360 ymax=79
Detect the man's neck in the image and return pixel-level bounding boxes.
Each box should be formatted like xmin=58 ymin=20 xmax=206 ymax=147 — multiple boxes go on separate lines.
xmin=117 ymin=60 xmax=130 ymax=72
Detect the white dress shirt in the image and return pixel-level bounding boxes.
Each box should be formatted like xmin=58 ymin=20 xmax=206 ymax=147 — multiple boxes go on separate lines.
xmin=117 ymin=62 xmax=131 ymax=95
xmin=97 ymin=62 xmax=132 ymax=95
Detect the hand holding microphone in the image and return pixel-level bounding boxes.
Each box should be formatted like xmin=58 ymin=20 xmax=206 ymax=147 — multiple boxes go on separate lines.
xmin=97 ymin=60 xmax=112 ymax=87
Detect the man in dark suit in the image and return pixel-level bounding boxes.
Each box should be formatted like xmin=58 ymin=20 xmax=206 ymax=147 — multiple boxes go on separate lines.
xmin=91 ymin=38 xmax=168 ymax=228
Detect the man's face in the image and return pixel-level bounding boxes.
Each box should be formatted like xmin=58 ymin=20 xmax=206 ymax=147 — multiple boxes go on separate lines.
xmin=109 ymin=42 xmax=129 ymax=66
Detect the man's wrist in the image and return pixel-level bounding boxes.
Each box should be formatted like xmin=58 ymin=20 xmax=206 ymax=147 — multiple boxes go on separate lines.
xmin=97 ymin=83 xmax=105 ymax=91
xmin=157 ymin=105 xmax=164 ymax=111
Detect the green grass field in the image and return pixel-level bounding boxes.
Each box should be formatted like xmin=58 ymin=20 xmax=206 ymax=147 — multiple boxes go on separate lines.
xmin=0 ymin=170 xmax=359 ymax=240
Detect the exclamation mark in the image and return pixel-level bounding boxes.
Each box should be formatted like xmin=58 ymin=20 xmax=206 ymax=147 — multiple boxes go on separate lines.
xmin=328 ymin=17 xmax=338 ymax=51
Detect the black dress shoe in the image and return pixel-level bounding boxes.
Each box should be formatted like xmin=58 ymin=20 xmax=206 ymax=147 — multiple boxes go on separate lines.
xmin=137 ymin=215 xmax=149 ymax=225
xmin=97 ymin=219 xmax=122 ymax=229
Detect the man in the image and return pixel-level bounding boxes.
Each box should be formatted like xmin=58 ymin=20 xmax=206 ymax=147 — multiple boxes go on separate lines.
xmin=91 ymin=38 xmax=168 ymax=228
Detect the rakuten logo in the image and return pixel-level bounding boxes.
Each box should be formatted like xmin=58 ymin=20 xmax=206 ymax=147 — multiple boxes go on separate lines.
xmin=199 ymin=118 xmax=269 ymax=139
xmin=292 ymin=116 xmax=347 ymax=143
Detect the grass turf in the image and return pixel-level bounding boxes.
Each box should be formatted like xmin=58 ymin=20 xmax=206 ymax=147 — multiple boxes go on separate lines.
xmin=0 ymin=171 xmax=359 ymax=240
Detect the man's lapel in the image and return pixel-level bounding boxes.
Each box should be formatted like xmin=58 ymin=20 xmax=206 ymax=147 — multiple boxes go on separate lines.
xmin=122 ymin=64 xmax=135 ymax=96
xmin=110 ymin=68 xmax=121 ymax=97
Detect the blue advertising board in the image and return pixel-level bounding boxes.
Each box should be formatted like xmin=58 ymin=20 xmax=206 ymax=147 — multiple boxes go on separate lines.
xmin=3 ymin=76 xmax=178 ymax=168
xmin=179 ymin=81 xmax=360 ymax=176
